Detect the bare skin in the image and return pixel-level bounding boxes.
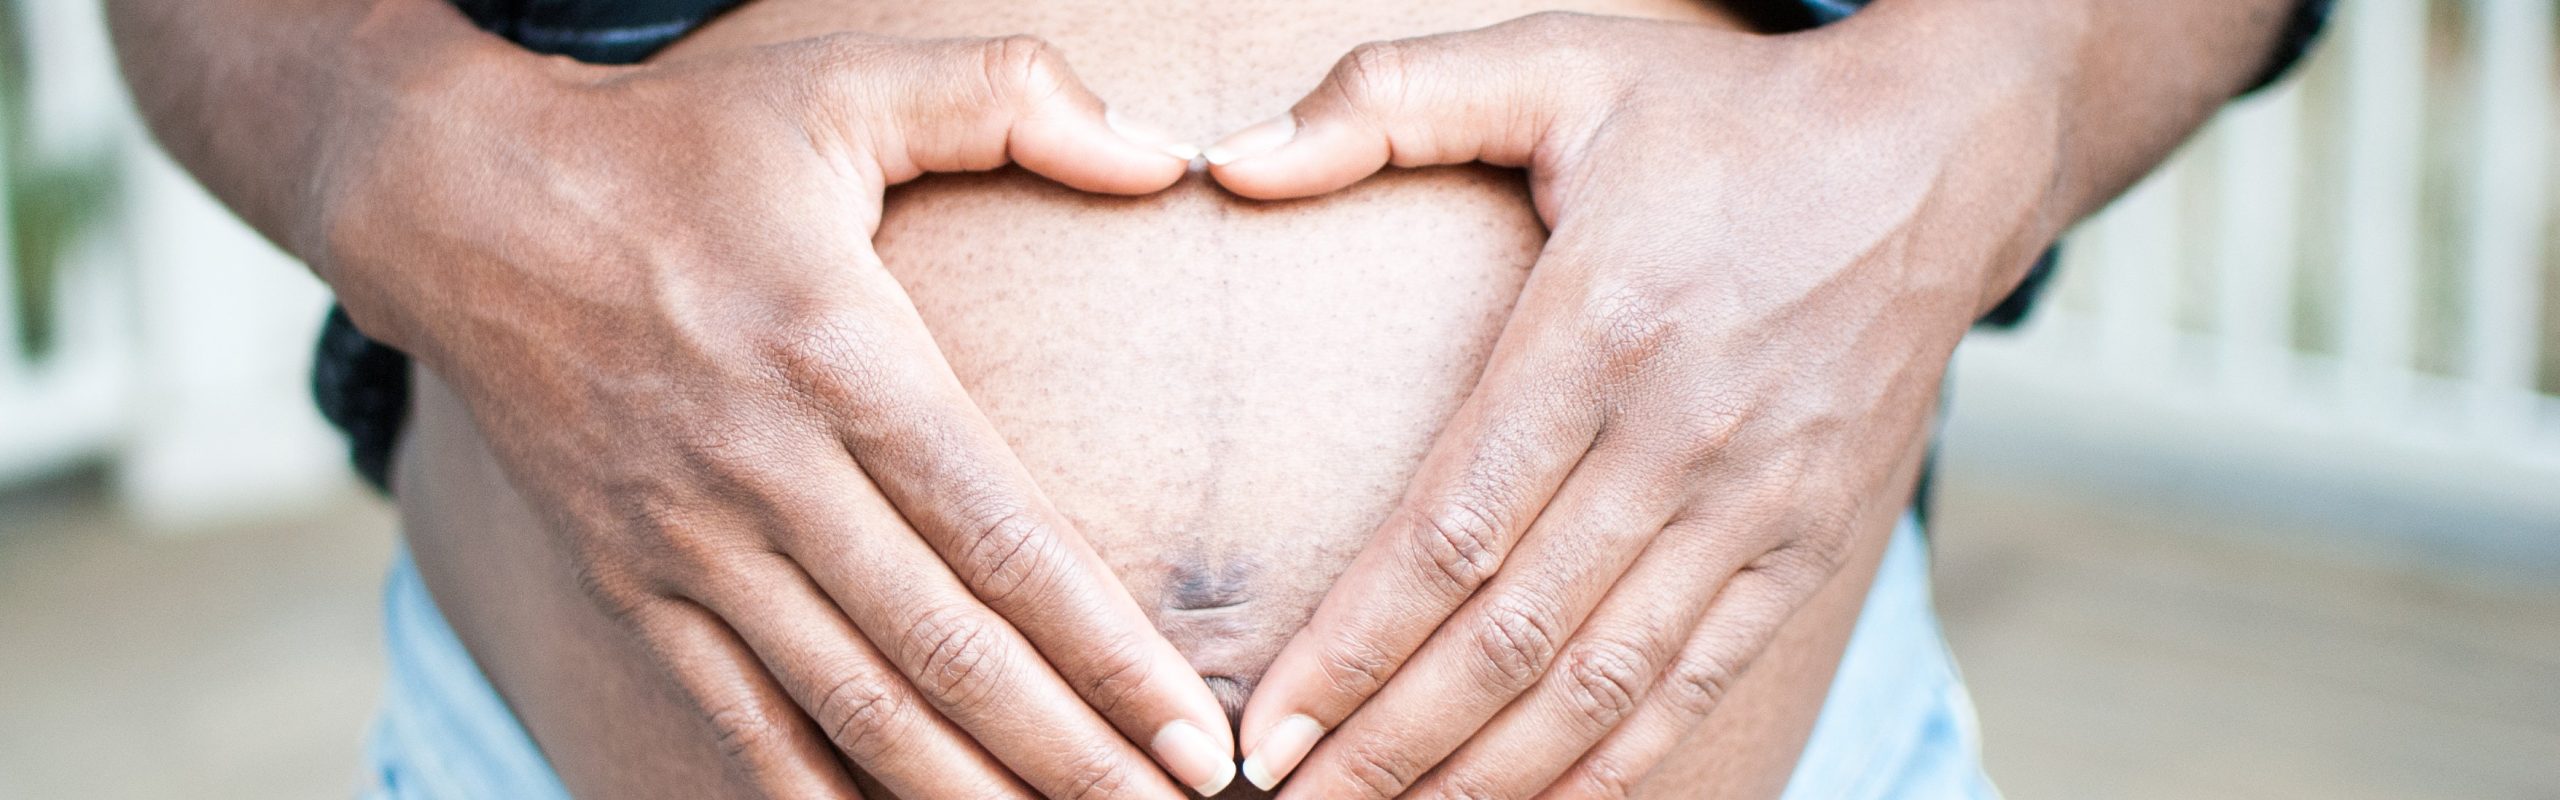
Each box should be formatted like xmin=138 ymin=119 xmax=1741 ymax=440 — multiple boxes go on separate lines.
xmin=113 ymin=0 xmax=1240 ymax=795
xmin=108 ymin=0 xmax=2301 ymax=793
xmin=398 ymin=0 xmax=1897 ymax=798
xmin=1203 ymin=1 xmax=2298 ymax=794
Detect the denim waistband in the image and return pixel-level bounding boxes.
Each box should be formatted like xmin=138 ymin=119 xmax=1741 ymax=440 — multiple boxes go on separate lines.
xmin=365 ymin=515 xmax=1992 ymax=798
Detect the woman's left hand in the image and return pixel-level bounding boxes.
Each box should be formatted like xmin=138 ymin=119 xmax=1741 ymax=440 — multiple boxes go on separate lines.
xmin=1203 ymin=10 xmax=2064 ymax=797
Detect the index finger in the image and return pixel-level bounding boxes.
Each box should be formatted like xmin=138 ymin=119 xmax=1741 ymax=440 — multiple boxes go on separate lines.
xmin=1235 ymin=324 xmax=1604 ymax=791
xmin=779 ymin=284 xmax=1240 ymax=796
xmin=1203 ymin=14 xmax=1610 ymax=201
xmin=810 ymin=34 xmax=1193 ymax=195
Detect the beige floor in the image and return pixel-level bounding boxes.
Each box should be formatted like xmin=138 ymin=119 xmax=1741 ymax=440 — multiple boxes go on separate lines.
xmin=1 ymin=463 xmax=2554 ymax=799
xmin=0 ymin=472 xmax=395 ymax=799
xmin=1929 ymin=478 xmax=2560 ymax=799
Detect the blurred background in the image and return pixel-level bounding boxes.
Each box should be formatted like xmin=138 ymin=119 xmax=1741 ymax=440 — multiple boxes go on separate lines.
xmin=2 ymin=0 xmax=2554 ymax=798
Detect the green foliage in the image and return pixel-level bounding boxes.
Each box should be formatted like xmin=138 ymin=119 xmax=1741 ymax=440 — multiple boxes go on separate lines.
xmin=4 ymin=1 xmax=121 ymax=361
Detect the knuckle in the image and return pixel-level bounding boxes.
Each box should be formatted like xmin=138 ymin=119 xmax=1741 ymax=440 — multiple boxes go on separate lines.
xmin=813 ymin=675 xmax=909 ymax=764
xmin=977 ymin=34 xmax=1066 ymax=105
xmin=903 ymin=606 xmax=1006 ymax=708
xmin=591 ymin=461 xmax=790 ymax=597
xmin=1072 ymin=634 xmax=1156 ymax=719
xmin=703 ymin=701 xmax=792 ymax=768
xmin=1470 ymin=593 xmax=1564 ymax=691
xmin=1407 ymin=499 xmax=1508 ymax=597
xmin=1333 ymin=39 xmax=1415 ymax=110
xmin=1052 ymin=752 xmax=1135 ymax=800
xmin=654 ymin=528 xmax=738 ymax=583
xmin=1569 ymin=756 xmax=1645 ymax=799
xmin=678 ymin=414 xmax=795 ymax=487
xmin=1660 ymin=655 xmax=1737 ymax=719
xmin=953 ymin=503 xmax=1063 ymax=607
xmin=751 ymin=301 xmax=884 ymax=410
xmin=1555 ymin=639 xmax=1651 ymax=731
xmin=1423 ymin=772 xmax=1502 ymax=800
xmin=1314 ymin=635 xmax=1402 ymax=700
xmin=1764 ymin=519 xmax=1853 ymax=585
xmin=621 ymin=489 xmax=761 ymax=582
xmin=1576 ymin=277 xmax=1689 ymax=382
xmin=605 ymin=477 xmax=695 ymax=547
xmin=1794 ymin=530 xmax=1854 ymax=578
xmin=1665 ymin=403 xmax=1746 ymax=470
xmin=571 ymin=559 xmax=655 ymax=621
xmin=579 ymin=486 xmax=716 ymax=591
xmin=1339 ymin=742 xmax=1425 ymax=800
xmin=1742 ymin=447 xmax=1815 ymax=499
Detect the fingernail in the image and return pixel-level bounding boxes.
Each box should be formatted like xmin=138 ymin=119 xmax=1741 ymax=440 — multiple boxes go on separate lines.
xmin=1203 ymin=114 xmax=1296 ymax=166
xmin=1239 ymin=714 xmax=1323 ymax=791
xmin=1153 ymin=720 xmax=1237 ymax=797
xmin=1106 ymin=107 xmax=1202 ymax=163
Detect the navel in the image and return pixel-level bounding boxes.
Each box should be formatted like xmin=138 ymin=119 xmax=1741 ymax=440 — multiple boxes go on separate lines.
xmin=1164 ymin=558 xmax=1257 ymax=612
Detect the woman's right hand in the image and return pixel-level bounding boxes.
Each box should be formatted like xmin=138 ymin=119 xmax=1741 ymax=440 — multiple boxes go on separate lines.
xmin=304 ymin=9 xmax=1234 ymax=798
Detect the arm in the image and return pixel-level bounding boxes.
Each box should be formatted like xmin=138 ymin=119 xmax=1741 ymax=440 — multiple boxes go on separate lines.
xmin=108 ymin=2 xmax=1243 ymax=797
xmin=106 ymin=0 xmax=444 ymax=266
xmin=1201 ymin=0 xmax=2308 ymax=795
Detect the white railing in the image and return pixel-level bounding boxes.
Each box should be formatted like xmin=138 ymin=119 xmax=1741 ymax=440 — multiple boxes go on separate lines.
xmin=1949 ymin=0 xmax=2560 ymax=557
xmin=0 ymin=0 xmax=129 ymax=488
xmin=0 ymin=170 xmax=130 ymax=491
xmin=2 ymin=0 xmax=350 ymax=529
xmin=3 ymin=0 xmax=2554 ymax=540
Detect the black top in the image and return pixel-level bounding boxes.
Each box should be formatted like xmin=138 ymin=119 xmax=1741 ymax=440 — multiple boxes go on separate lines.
xmin=314 ymin=0 xmax=2333 ymax=491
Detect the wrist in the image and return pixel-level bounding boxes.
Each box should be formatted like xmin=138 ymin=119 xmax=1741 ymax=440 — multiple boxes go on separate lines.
xmin=299 ymin=1 xmax=608 ymax=294
xmin=347 ymin=0 xmax=623 ymax=98
xmin=1812 ymin=0 xmax=2083 ymax=308
xmin=300 ymin=1 xmax=591 ymax=350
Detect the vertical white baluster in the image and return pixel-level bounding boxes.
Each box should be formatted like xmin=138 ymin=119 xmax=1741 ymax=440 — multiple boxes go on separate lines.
xmin=2338 ymin=0 xmax=2427 ymax=418
xmin=0 ymin=11 xmax=18 ymax=389
xmin=2461 ymin=0 xmax=2553 ymax=442
xmin=2097 ymin=162 xmax=2183 ymax=379
xmin=0 ymin=0 xmax=130 ymax=485
xmin=2216 ymin=83 xmax=2306 ymax=401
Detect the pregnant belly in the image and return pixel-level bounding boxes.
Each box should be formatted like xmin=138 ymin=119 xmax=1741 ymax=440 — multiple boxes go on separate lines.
xmin=904 ymin=163 xmax=1572 ymax=685
xmin=657 ymin=0 xmax=1728 ymax=700
xmin=398 ymin=1 xmax=1875 ymax=798
xmin=880 ymin=172 xmax=1540 ymax=699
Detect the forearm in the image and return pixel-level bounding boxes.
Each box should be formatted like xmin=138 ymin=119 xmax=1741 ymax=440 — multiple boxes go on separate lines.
xmin=1840 ymin=0 xmax=2304 ymax=296
xmin=105 ymin=0 xmax=507 ymax=269
xmin=2021 ymin=0 xmax=2301 ymax=221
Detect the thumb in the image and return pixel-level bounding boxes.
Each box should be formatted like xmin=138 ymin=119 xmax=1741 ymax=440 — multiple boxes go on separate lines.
xmin=1204 ymin=20 xmax=1591 ymax=200
xmin=825 ymin=34 xmax=1194 ymax=195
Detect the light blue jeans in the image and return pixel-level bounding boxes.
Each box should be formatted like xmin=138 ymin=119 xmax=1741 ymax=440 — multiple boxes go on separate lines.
xmin=363 ymin=515 xmax=1996 ymax=798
